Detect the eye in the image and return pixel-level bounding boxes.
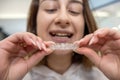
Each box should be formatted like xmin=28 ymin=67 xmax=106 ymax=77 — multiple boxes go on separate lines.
xmin=45 ymin=9 xmax=57 ymax=13
xmin=68 ymin=10 xmax=81 ymax=15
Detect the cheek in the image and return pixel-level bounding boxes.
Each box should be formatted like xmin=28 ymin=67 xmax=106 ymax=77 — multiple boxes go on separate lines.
xmin=36 ymin=12 xmax=52 ymax=37
xmin=36 ymin=17 xmax=46 ymax=37
xmin=74 ymin=17 xmax=85 ymax=39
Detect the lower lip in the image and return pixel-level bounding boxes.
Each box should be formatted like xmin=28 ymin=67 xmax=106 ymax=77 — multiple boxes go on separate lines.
xmin=51 ymin=36 xmax=71 ymax=43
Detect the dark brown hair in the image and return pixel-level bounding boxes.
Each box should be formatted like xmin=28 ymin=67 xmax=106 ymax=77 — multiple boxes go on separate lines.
xmin=27 ymin=0 xmax=98 ymax=68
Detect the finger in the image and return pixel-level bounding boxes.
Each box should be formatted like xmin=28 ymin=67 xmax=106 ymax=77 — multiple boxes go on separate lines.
xmin=74 ymin=47 xmax=101 ymax=67
xmin=8 ymin=32 xmax=41 ymax=48
xmin=0 ymin=32 xmax=41 ymax=57
xmin=88 ymin=36 xmax=99 ymax=45
xmin=88 ymin=28 xmax=120 ymax=45
xmin=44 ymin=41 xmax=56 ymax=47
xmin=36 ymin=37 xmax=47 ymax=51
xmin=44 ymin=41 xmax=55 ymax=54
xmin=26 ymin=51 xmax=46 ymax=70
xmin=28 ymin=41 xmax=55 ymax=68
xmin=29 ymin=38 xmax=37 ymax=47
xmin=93 ymin=28 xmax=120 ymax=40
xmin=36 ymin=40 xmax=42 ymax=50
xmin=73 ymin=34 xmax=93 ymax=47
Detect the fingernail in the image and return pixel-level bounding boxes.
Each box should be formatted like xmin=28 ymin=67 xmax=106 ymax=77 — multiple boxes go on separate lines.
xmin=46 ymin=49 xmax=54 ymax=55
xmin=30 ymin=39 xmax=36 ymax=46
xmin=74 ymin=39 xmax=84 ymax=47
xmin=89 ymin=37 xmax=95 ymax=45
xmin=41 ymin=43 xmax=47 ymax=51
xmin=79 ymin=39 xmax=84 ymax=44
xmin=36 ymin=41 xmax=41 ymax=50
xmin=48 ymin=41 xmax=56 ymax=45
xmin=73 ymin=41 xmax=79 ymax=45
xmin=73 ymin=48 xmax=79 ymax=53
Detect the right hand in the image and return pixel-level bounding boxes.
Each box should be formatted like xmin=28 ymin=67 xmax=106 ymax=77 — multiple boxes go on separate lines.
xmin=74 ymin=28 xmax=120 ymax=80
xmin=0 ymin=32 xmax=54 ymax=80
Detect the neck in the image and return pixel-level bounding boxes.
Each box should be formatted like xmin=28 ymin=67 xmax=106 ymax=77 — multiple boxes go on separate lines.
xmin=46 ymin=52 xmax=73 ymax=74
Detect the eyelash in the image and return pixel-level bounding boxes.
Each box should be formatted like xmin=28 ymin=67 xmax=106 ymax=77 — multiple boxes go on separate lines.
xmin=45 ymin=9 xmax=57 ymax=13
xmin=68 ymin=10 xmax=81 ymax=15
xmin=45 ymin=9 xmax=81 ymax=15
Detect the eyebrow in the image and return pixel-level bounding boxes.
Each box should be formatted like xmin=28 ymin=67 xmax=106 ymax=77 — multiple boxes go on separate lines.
xmin=40 ymin=0 xmax=83 ymax=6
xmin=40 ymin=0 xmax=57 ymax=4
xmin=70 ymin=0 xmax=83 ymax=5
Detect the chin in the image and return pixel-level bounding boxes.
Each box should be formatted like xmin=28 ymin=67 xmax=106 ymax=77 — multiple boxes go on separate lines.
xmin=52 ymin=50 xmax=73 ymax=55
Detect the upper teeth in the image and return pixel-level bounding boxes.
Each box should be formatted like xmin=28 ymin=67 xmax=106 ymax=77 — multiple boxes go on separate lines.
xmin=56 ymin=33 xmax=68 ymax=36
xmin=50 ymin=32 xmax=72 ymax=37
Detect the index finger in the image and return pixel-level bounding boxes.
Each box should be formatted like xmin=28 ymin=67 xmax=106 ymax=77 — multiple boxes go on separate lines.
xmin=93 ymin=28 xmax=120 ymax=40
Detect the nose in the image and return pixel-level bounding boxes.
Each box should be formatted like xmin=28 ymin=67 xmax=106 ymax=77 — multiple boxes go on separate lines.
xmin=55 ymin=10 xmax=70 ymax=27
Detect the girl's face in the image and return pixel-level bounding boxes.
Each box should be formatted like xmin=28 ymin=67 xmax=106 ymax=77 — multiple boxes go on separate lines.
xmin=37 ymin=0 xmax=84 ymax=44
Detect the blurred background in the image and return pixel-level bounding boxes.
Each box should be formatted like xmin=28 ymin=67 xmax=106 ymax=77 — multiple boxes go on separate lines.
xmin=0 ymin=0 xmax=120 ymax=40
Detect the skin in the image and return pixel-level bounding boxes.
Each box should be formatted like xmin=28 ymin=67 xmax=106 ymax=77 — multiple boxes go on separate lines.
xmin=0 ymin=32 xmax=54 ymax=80
xmin=0 ymin=0 xmax=119 ymax=80
xmin=74 ymin=28 xmax=120 ymax=80
xmin=36 ymin=0 xmax=84 ymax=74
xmin=37 ymin=0 xmax=84 ymax=42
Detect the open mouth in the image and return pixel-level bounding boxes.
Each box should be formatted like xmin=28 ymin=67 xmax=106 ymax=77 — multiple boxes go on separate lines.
xmin=49 ymin=32 xmax=73 ymax=38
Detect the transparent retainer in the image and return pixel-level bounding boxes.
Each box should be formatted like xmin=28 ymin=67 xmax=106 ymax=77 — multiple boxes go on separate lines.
xmin=49 ymin=43 xmax=78 ymax=50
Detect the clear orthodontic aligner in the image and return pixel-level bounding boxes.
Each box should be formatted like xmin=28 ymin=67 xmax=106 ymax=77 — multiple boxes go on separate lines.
xmin=49 ymin=43 xmax=78 ymax=50
xmin=49 ymin=26 xmax=120 ymax=50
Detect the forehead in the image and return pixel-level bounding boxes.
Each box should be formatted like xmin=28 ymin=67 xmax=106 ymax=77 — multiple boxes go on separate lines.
xmin=40 ymin=0 xmax=83 ymax=3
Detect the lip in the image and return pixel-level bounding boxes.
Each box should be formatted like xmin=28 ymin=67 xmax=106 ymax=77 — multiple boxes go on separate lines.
xmin=49 ymin=30 xmax=74 ymax=43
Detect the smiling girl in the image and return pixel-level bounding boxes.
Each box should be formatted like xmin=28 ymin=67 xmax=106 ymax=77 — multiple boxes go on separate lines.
xmin=0 ymin=0 xmax=120 ymax=80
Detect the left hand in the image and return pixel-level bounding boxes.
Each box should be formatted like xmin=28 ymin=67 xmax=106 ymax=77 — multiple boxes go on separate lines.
xmin=74 ymin=28 xmax=120 ymax=80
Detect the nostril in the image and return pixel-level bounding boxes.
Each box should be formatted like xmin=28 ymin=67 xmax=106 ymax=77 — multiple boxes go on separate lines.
xmin=55 ymin=15 xmax=70 ymax=26
xmin=55 ymin=21 xmax=61 ymax=25
xmin=66 ymin=21 xmax=69 ymax=25
xmin=55 ymin=20 xmax=70 ymax=27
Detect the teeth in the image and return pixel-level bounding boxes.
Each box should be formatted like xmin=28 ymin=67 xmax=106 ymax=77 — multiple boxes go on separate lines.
xmin=56 ymin=33 xmax=68 ymax=37
xmin=50 ymin=32 xmax=72 ymax=38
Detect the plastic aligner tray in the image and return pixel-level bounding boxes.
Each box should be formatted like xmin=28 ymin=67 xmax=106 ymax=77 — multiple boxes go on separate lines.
xmin=50 ymin=43 xmax=78 ymax=50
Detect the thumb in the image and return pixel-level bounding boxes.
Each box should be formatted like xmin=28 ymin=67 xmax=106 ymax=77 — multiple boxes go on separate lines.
xmin=74 ymin=47 xmax=101 ymax=67
xmin=25 ymin=41 xmax=55 ymax=70
xmin=25 ymin=51 xmax=46 ymax=70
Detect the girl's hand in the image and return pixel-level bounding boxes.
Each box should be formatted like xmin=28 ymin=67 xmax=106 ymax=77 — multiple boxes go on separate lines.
xmin=0 ymin=32 xmax=54 ymax=80
xmin=74 ymin=28 xmax=120 ymax=80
